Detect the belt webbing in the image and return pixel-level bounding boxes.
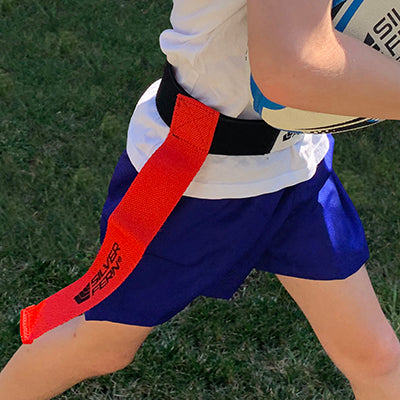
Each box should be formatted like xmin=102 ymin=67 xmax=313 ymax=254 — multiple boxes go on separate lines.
xmin=156 ymin=63 xmax=282 ymax=156
xmin=20 ymin=94 xmax=219 ymax=344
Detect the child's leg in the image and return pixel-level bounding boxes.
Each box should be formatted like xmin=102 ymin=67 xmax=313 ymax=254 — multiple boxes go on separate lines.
xmin=277 ymin=265 xmax=400 ymax=400
xmin=0 ymin=315 xmax=152 ymax=400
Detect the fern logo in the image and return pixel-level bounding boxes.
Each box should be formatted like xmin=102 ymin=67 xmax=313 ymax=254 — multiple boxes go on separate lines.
xmin=74 ymin=242 xmax=122 ymax=304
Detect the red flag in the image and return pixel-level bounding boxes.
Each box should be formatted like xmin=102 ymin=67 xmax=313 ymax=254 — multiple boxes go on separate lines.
xmin=20 ymin=94 xmax=219 ymax=344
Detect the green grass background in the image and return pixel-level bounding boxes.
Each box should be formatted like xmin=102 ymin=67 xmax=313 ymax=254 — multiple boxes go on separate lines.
xmin=1 ymin=1 xmax=400 ymax=399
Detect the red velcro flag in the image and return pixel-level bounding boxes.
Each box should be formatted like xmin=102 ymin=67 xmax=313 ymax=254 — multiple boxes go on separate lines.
xmin=20 ymin=94 xmax=220 ymax=344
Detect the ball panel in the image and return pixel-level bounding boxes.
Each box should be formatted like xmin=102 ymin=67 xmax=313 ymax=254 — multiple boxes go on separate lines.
xmin=260 ymin=106 xmax=359 ymax=134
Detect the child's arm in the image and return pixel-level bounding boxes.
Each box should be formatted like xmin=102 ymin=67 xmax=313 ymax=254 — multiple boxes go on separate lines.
xmin=247 ymin=0 xmax=400 ymax=120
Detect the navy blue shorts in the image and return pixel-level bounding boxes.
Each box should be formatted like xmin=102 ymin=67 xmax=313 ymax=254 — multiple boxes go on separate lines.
xmin=85 ymin=139 xmax=369 ymax=327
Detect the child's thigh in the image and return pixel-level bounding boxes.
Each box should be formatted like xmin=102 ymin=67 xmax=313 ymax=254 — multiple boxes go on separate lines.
xmin=26 ymin=315 xmax=152 ymax=371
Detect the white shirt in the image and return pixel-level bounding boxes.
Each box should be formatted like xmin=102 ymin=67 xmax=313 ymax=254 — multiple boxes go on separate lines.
xmin=126 ymin=0 xmax=329 ymax=199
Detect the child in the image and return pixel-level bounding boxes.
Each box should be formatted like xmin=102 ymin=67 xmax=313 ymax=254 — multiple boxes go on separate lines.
xmin=1 ymin=0 xmax=400 ymax=399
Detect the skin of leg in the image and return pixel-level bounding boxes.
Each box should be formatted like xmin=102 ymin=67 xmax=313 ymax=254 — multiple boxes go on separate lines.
xmin=276 ymin=265 xmax=400 ymax=400
xmin=0 ymin=314 xmax=153 ymax=400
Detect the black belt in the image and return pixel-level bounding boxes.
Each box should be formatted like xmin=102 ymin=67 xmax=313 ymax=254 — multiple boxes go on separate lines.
xmin=155 ymin=63 xmax=281 ymax=156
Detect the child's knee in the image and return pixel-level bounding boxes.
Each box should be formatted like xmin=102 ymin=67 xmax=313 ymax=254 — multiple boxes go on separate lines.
xmin=330 ymin=324 xmax=400 ymax=382
xmin=362 ymin=328 xmax=400 ymax=378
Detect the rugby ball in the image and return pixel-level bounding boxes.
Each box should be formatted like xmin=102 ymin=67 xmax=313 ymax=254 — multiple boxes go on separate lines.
xmin=251 ymin=0 xmax=400 ymax=134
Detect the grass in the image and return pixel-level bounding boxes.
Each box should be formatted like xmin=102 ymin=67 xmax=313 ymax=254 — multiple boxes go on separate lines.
xmin=1 ymin=1 xmax=400 ymax=399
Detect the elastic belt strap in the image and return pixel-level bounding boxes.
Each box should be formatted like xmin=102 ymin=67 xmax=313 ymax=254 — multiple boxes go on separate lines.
xmin=20 ymin=95 xmax=219 ymax=344
xmin=156 ymin=63 xmax=282 ymax=156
